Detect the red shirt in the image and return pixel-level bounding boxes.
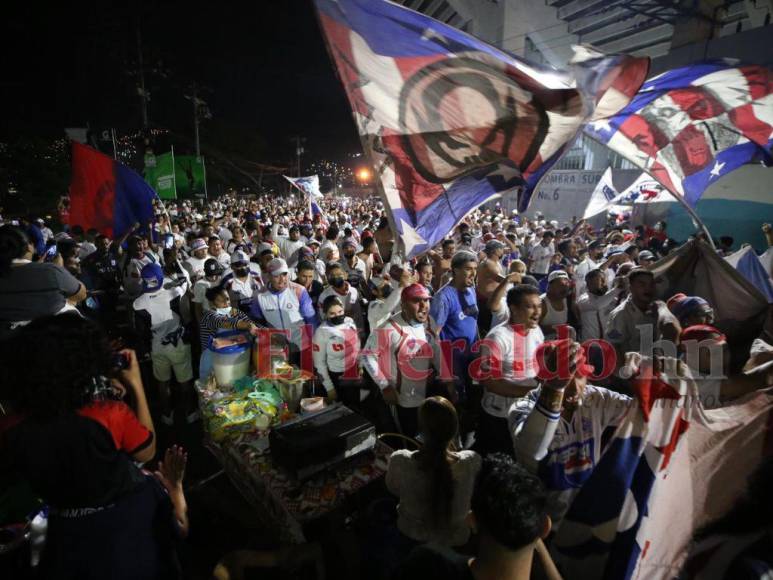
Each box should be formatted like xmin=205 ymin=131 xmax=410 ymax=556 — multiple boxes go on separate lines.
xmin=3 ymin=401 xmax=152 ymax=508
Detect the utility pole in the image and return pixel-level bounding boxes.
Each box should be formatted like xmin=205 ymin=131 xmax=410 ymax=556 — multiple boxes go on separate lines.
xmin=295 ymin=136 xmax=305 ymax=177
xmin=192 ymin=83 xmax=201 ymax=159
xmin=136 ymin=24 xmax=149 ymax=129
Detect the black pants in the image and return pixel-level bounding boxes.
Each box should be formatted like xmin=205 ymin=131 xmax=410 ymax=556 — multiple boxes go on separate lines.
xmin=473 ymin=411 xmax=514 ymax=456
xmin=330 ymin=370 xmax=396 ymax=433
xmin=393 ymin=405 xmax=420 ymax=439
xmin=329 ymin=369 xmax=364 ymax=407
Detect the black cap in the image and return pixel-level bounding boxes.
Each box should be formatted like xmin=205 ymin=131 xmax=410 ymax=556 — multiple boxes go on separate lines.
xmin=204 ymin=258 xmax=225 ymax=277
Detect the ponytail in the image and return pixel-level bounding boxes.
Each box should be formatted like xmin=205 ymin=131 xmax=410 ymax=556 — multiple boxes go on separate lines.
xmin=417 ymin=397 xmax=459 ymax=528
xmin=0 ymin=225 xmax=30 ymax=276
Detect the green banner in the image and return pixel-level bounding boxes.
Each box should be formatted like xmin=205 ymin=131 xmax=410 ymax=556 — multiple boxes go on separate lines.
xmin=174 ymin=156 xmax=206 ymax=197
xmin=144 ymin=152 xmax=177 ymax=199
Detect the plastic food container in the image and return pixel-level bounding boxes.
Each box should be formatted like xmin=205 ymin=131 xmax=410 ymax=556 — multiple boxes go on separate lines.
xmin=209 ymin=331 xmax=251 ymax=388
xmin=300 ymin=397 xmax=325 ymax=413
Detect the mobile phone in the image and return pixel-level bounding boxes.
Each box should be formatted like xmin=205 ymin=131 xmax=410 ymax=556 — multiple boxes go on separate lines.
xmin=112 ymin=353 xmax=130 ymax=370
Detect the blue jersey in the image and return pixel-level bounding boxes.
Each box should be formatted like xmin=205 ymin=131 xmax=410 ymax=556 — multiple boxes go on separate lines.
xmin=430 ymin=284 xmax=479 ymax=346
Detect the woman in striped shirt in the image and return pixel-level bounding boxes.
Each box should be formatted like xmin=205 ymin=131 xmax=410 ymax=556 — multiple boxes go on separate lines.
xmin=198 ymin=285 xmax=255 ymax=381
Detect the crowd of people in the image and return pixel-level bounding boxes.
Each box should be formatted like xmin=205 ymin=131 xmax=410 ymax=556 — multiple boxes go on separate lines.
xmin=1 ymin=191 xmax=772 ymax=578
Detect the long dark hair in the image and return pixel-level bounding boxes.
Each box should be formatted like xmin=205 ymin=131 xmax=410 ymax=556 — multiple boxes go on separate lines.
xmin=417 ymin=396 xmax=459 ymax=528
xmin=0 ymin=225 xmax=30 ymax=276
xmin=0 ymin=314 xmax=114 ymax=417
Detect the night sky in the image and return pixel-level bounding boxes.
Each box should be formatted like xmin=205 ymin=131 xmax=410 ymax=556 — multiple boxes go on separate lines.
xmin=0 ymin=0 xmax=361 ymax=163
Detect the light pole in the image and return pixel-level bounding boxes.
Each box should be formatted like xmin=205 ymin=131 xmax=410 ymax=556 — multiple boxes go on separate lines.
xmin=294 ymin=136 xmax=306 ymax=177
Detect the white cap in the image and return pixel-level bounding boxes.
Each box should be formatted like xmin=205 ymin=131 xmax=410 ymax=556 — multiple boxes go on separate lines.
xmin=267 ymin=258 xmax=289 ymax=276
xmin=548 ymin=270 xmax=570 ymax=283
xmin=230 ymin=250 xmax=250 ymax=265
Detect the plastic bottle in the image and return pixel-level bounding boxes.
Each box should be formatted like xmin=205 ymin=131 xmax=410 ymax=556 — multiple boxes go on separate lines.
xmin=29 ymin=507 xmax=48 ymax=567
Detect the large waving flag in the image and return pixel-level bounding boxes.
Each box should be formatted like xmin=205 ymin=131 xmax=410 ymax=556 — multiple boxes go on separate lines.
xmin=313 ymin=0 xmax=648 ymax=257
xmin=284 ymin=174 xmax=328 ymax=227
xmin=553 ymin=357 xmax=773 ymax=579
xmin=69 ymin=142 xmax=156 ymax=238
xmin=284 ymin=174 xmax=323 ymax=199
xmin=584 ymin=61 xmax=773 ymax=207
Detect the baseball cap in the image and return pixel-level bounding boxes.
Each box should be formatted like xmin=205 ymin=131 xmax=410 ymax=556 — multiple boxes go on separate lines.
xmin=484 ymin=239 xmax=505 ymax=253
xmin=451 ymin=250 xmax=477 ymax=269
xmin=230 ymin=250 xmax=249 ymax=265
xmin=257 ymin=242 xmax=274 ymax=256
xmin=307 ymin=239 xmax=321 ymax=247
xmin=638 ymin=250 xmax=656 ymax=262
xmin=547 ymin=270 xmax=570 ymax=283
xmin=401 ymin=283 xmax=431 ymax=302
xmin=588 ymin=239 xmax=606 ymax=250
xmin=204 ymin=258 xmax=225 ymax=277
xmin=267 ymin=258 xmax=289 ymax=276
xmin=140 ymin=263 xmax=164 ymax=293
xmin=191 ymin=238 xmax=207 ymax=252
xmin=670 ymin=295 xmax=711 ymax=322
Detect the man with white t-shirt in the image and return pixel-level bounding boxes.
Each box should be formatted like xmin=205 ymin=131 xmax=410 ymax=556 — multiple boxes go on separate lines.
xmin=208 ymin=236 xmax=230 ymax=268
xmin=183 ymin=238 xmax=210 ymax=281
xmin=222 ymin=250 xmax=262 ymax=314
xmin=133 ymin=262 xmax=197 ymax=424
xmin=527 ymin=231 xmax=554 ymax=281
xmin=475 ymin=284 xmax=544 ymax=455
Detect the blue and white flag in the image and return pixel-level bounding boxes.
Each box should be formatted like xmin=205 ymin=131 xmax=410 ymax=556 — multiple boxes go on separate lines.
xmin=284 ymin=174 xmax=323 ymax=198
xmin=584 ymin=61 xmax=773 ymax=207
xmin=314 ymin=0 xmax=648 ymax=257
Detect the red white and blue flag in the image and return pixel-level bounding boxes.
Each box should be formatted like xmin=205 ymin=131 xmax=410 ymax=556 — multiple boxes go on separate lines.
xmin=69 ymin=142 xmax=156 ymax=238
xmin=284 ymin=174 xmax=329 ymax=227
xmin=584 ymin=61 xmax=773 ymax=207
xmin=314 ymin=0 xmax=648 ymax=257
xmin=552 ymin=357 xmax=773 ymax=579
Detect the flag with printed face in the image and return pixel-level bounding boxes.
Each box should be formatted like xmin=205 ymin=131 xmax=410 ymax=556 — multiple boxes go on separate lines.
xmin=584 ymin=61 xmax=773 ymax=207
xmin=313 ymin=0 xmax=648 ymax=257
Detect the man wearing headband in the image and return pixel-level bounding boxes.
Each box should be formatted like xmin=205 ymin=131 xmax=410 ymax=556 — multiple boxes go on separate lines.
xmin=509 ymin=339 xmax=631 ymax=529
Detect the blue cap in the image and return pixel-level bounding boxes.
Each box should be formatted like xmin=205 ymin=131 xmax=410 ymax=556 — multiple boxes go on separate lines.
xmin=141 ymin=263 xmax=164 ymax=293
